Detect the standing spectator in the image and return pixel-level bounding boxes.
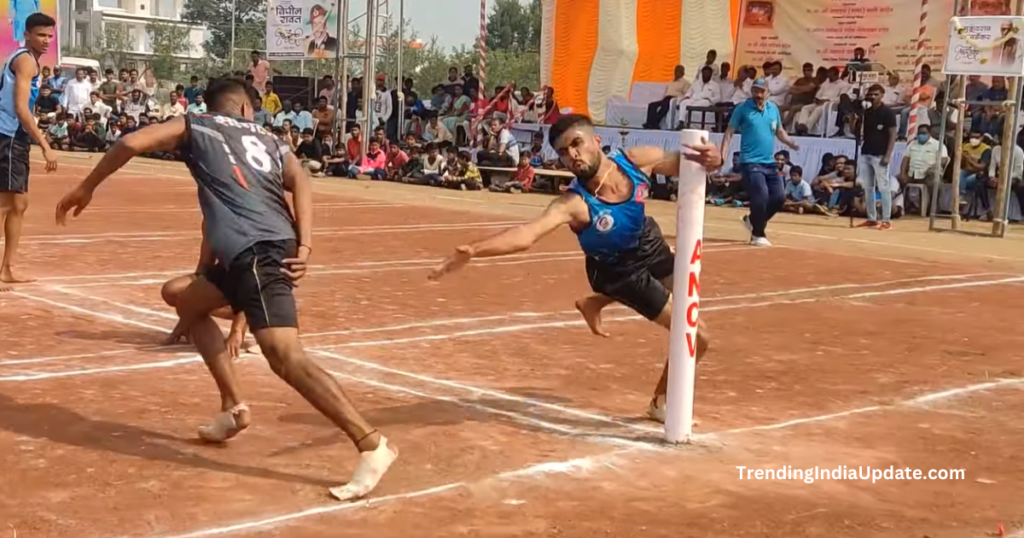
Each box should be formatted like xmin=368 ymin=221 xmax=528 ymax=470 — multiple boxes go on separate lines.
xmin=187 ymin=95 xmax=207 ymax=114
xmin=253 ymin=98 xmax=272 ymax=126
xmin=49 ymin=66 xmax=67 ymax=97
xmin=247 ymin=50 xmax=272 ymax=94
xmin=184 ymin=76 xmax=204 ymax=104
xmin=346 ymin=77 xmax=363 ymax=130
xmin=443 ymin=67 xmax=463 ymax=96
xmin=87 ymin=69 xmax=100 ymax=88
xmin=644 ymin=65 xmax=689 ymax=129
xmin=63 ymin=68 xmax=92 ymax=120
xmin=676 ymin=65 xmax=721 ymax=128
xmin=781 ymin=63 xmax=817 ymax=129
xmin=720 ymin=77 xmax=800 ymax=246
xmin=462 ymin=64 xmax=480 ymax=97
xmin=387 ymin=76 xmax=402 ymax=141
xmin=98 ymin=69 xmax=119 ymax=109
xmin=348 ymin=139 xmax=387 ymax=179
xmin=312 ymin=96 xmax=335 ymax=139
xmin=262 ymin=82 xmax=282 ymax=116
xmin=856 ymin=84 xmax=898 ymax=229
xmin=318 ymin=75 xmax=336 ymax=102
xmin=373 ymin=73 xmax=393 ymax=132
xmin=540 ymin=87 xmax=561 ymax=124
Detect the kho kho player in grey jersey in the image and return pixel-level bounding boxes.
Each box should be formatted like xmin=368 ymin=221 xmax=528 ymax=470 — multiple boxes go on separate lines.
xmin=55 ymin=77 xmax=397 ymax=501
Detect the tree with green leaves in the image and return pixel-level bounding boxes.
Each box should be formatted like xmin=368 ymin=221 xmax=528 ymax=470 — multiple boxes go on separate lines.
xmin=182 ymin=0 xmax=265 ymax=61
xmin=485 ymin=0 xmax=540 ymax=52
xmin=63 ymin=23 xmax=133 ymax=70
xmin=147 ymin=21 xmax=194 ymax=82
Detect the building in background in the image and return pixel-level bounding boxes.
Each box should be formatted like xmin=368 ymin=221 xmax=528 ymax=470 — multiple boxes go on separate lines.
xmin=58 ymin=0 xmax=205 ymax=71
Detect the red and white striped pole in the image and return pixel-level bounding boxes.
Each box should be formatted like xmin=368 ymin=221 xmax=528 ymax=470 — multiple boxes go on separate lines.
xmin=478 ymin=0 xmax=488 ymax=97
xmin=907 ymin=0 xmax=930 ymax=135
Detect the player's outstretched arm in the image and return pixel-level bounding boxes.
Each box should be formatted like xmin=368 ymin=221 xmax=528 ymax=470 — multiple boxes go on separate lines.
xmin=429 ymin=193 xmax=583 ymax=281
xmin=12 ymin=54 xmax=56 ymax=172
xmin=627 ymin=141 xmax=723 ymax=178
xmin=56 ymin=117 xmax=187 ymax=225
xmin=280 ymin=152 xmax=313 ymax=281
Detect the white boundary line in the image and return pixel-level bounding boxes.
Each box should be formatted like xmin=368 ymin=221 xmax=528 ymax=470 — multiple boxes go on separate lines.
xmin=0 ymin=355 xmax=201 ymax=381
xmin=8 ymin=292 xmax=170 ymax=332
xmin=153 ymin=448 xmax=635 ymax=538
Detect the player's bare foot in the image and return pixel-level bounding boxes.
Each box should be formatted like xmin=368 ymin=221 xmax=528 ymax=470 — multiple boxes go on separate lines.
xmin=646 ymin=395 xmax=699 ymax=426
xmin=198 ymin=403 xmax=251 ymax=443
xmin=329 ymin=436 xmax=399 ymax=501
xmin=0 ymin=268 xmax=35 ymax=284
xmin=575 ymin=297 xmax=610 ymax=337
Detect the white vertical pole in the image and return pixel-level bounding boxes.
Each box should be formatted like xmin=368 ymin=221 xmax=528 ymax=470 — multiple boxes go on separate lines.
xmin=664 ymin=128 xmax=708 ymax=444
xmin=229 ymin=0 xmax=236 ymax=70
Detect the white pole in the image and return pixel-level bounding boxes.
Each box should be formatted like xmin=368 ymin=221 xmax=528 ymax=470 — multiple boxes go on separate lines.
xmin=664 ymin=128 xmax=708 ymax=444
xmin=229 ymin=0 xmax=237 ymax=70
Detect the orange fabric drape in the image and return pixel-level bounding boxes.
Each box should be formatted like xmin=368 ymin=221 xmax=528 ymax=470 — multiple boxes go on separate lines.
xmin=550 ymin=0 xmax=600 ymax=117
xmin=630 ymin=0 xmax=683 ymax=85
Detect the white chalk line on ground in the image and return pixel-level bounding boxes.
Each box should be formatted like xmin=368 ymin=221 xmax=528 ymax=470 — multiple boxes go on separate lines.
xmin=5 ymin=270 xmax=1008 ymax=367
xmin=0 ymin=355 xmax=202 ymax=381
xmin=77 ymin=201 xmax=407 ymax=213
xmin=152 ymin=448 xmax=636 ymax=538
xmin=312 ymin=275 xmax=1024 ymax=349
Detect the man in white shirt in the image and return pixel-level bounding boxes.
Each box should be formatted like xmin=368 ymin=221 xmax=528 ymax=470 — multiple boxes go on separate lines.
xmin=717 ymin=62 xmax=736 ymax=103
xmin=988 ymin=139 xmax=1024 ymax=185
xmin=794 ymin=67 xmax=848 ymax=134
xmin=88 ymin=91 xmax=111 ymax=126
xmin=883 ymin=72 xmax=908 ymax=116
xmin=643 ymin=65 xmax=689 ymax=129
xmin=898 ymin=124 xmax=949 ymax=185
xmin=731 ymin=66 xmax=754 ymax=105
xmin=273 ymin=100 xmax=297 ymax=127
xmin=766 ymin=61 xmax=790 ymax=106
xmin=289 ymin=101 xmax=315 ymax=132
xmin=62 ymin=68 xmax=93 ymax=120
xmin=677 ymin=65 xmax=722 ymax=128
xmin=373 ymin=73 xmax=393 ymax=131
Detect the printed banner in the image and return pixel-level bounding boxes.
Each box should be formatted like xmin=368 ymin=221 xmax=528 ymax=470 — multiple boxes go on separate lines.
xmin=944 ymin=16 xmax=1024 ymax=75
xmin=733 ymin=0 xmax=1012 ymax=78
xmin=0 ymin=0 xmax=59 ymax=68
xmin=266 ymin=0 xmax=339 ymax=60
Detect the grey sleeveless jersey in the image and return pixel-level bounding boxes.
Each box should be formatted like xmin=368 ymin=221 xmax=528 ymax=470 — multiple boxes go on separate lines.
xmin=182 ymin=112 xmax=297 ymax=265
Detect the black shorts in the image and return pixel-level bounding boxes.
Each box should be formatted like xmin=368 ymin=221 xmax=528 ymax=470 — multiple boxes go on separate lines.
xmin=585 ymin=217 xmax=675 ymax=321
xmin=205 ymin=240 xmax=299 ymax=331
xmin=0 ymin=134 xmax=30 ymax=194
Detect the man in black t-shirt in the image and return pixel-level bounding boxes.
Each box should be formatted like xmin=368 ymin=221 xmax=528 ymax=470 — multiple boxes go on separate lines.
xmin=54 ymin=77 xmax=397 ymax=502
xmin=856 ymin=83 xmax=897 ymax=230
xmin=34 ymin=85 xmax=60 ymax=127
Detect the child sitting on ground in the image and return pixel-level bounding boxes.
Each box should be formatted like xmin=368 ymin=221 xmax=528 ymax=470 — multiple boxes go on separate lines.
xmin=444 ymin=150 xmax=483 ymax=190
xmin=490 ymin=151 xmax=535 ymax=193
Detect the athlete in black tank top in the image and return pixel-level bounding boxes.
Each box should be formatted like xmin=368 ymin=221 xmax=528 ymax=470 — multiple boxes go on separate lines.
xmin=54 ymin=76 xmax=398 ymax=501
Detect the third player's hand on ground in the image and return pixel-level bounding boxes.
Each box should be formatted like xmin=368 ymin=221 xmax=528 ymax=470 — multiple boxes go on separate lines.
xmin=428 ymin=246 xmax=473 ymax=281
xmin=55 ymin=185 xmax=95 ymax=225
xmin=226 ymin=330 xmax=245 ymax=359
xmin=43 ymin=147 xmax=58 ymax=172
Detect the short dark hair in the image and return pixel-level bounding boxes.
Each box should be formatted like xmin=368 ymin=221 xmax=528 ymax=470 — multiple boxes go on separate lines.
xmin=867 ymin=83 xmax=885 ymax=94
xmin=424 ymin=142 xmax=438 ymax=152
xmin=802 ymin=62 xmax=813 ymax=70
xmin=548 ymin=114 xmax=594 ymax=146
xmin=25 ymin=13 xmax=56 ymax=31
xmin=790 ymin=165 xmax=803 ymax=177
xmin=191 ymin=75 xmax=199 ymax=81
xmin=458 ymin=149 xmax=472 ymax=160
xmin=104 ymin=68 xmax=114 ymax=75
xmin=204 ymin=76 xmax=259 ymax=112
xmin=251 ymin=50 xmax=260 ymax=56
xmin=301 ymin=128 xmax=314 ymax=135
xmin=917 ymin=124 xmax=931 ymax=133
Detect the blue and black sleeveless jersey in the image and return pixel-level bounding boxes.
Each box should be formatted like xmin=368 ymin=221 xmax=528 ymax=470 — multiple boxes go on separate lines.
xmin=0 ymin=48 xmax=39 ymax=140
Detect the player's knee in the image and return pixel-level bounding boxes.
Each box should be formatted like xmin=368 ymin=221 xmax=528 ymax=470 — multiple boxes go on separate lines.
xmin=12 ymin=196 xmax=27 ymax=214
xmin=263 ymin=339 xmax=307 ymax=381
xmin=162 ymin=280 xmax=182 ymax=307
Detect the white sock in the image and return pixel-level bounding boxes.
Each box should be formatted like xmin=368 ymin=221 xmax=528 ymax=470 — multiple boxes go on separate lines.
xmin=329 ymin=436 xmax=399 ymax=501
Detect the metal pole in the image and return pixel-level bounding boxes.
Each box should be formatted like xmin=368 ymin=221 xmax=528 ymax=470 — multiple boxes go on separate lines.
xmin=396 ymin=0 xmax=404 ymax=138
xmin=993 ymin=0 xmax=1024 ymax=237
xmin=927 ymin=0 xmax=962 ymax=230
xmin=997 ymin=77 xmax=1023 ymax=237
xmin=229 ymin=0 xmax=237 ymax=70
xmin=361 ymin=0 xmax=377 ymax=157
xmin=336 ymin=0 xmax=348 ymax=140
xmin=947 ymin=78 xmax=967 ymax=230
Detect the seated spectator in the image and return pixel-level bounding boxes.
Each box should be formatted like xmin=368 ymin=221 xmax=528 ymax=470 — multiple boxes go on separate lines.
xmin=816 ymin=152 xmax=837 ymax=178
xmin=644 ymin=65 xmax=690 ymax=129
xmin=162 ymin=90 xmax=186 ymax=118
xmin=372 ymin=126 xmax=390 ymax=153
xmin=469 ymin=87 xmax=488 ymax=116
xmin=429 ymin=84 xmax=453 ymax=115
xmin=882 ymin=72 xmax=910 ymax=138
xmin=35 ymin=85 xmax=60 ymax=129
xmin=708 ymin=151 xmax=746 ymax=206
xmin=346 ymin=124 xmax=363 ymax=162
xmin=400 ymin=146 xmax=427 ymax=184
xmin=47 ymin=113 xmax=69 ymax=150
xmin=489 ymin=152 xmax=536 ymax=193
xmin=295 ymin=128 xmax=325 ymax=175
xmin=442 ymin=85 xmax=473 ymax=138
xmin=443 ymin=66 xmax=463 ymax=96
xmin=289 ymin=125 xmax=302 ymax=149
xmin=400 ymin=132 xmax=420 ymax=152
xmin=70 ymin=117 xmax=107 ymax=152
xmin=423 ymin=113 xmax=454 ymax=151
xmin=348 ymin=139 xmax=387 ymax=179
xmin=385 ymin=143 xmax=409 ymax=181
xmin=960 ymin=130 xmax=992 ymax=197
xmin=89 ymin=91 xmax=111 ymax=125
xmin=312 ymin=96 xmax=335 ymax=140
xmin=781 ymin=63 xmax=817 ymax=129
xmin=123 ymin=89 xmax=153 ymax=123
xmin=676 ymin=65 xmax=721 ymax=128
xmin=716 ymin=62 xmax=735 ymax=103
xmin=775 ymin=150 xmax=792 ymax=178
xmin=794 ymin=67 xmax=847 ymax=134
xmin=253 ymin=99 xmax=272 ymax=126
xmin=187 ymin=95 xmax=207 ymax=114
xmin=824 ymin=161 xmax=861 ymax=213
xmin=730 ymin=66 xmax=754 ymax=105
xmin=106 ymin=120 xmax=122 ymax=145
xmin=274 ymin=100 xmax=295 ymax=127
xmin=443 ymin=150 xmax=483 ymax=190
xmin=121 ymin=116 xmax=139 ymax=137
xmin=321 ymin=132 xmax=336 ymax=158
xmin=477 ymin=117 xmax=519 ymax=167
xmin=898 ymin=125 xmax=949 ymax=188
xmin=323 ymin=144 xmax=349 ymax=177
xmin=766 ymin=61 xmax=790 ymax=106
xmin=782 ymin=166 xmax=828 ymax=214
xmin=421 ymin=142 xmax=448 ymax=186
xmin=490 ymin=85 xmax=512 ymax=122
